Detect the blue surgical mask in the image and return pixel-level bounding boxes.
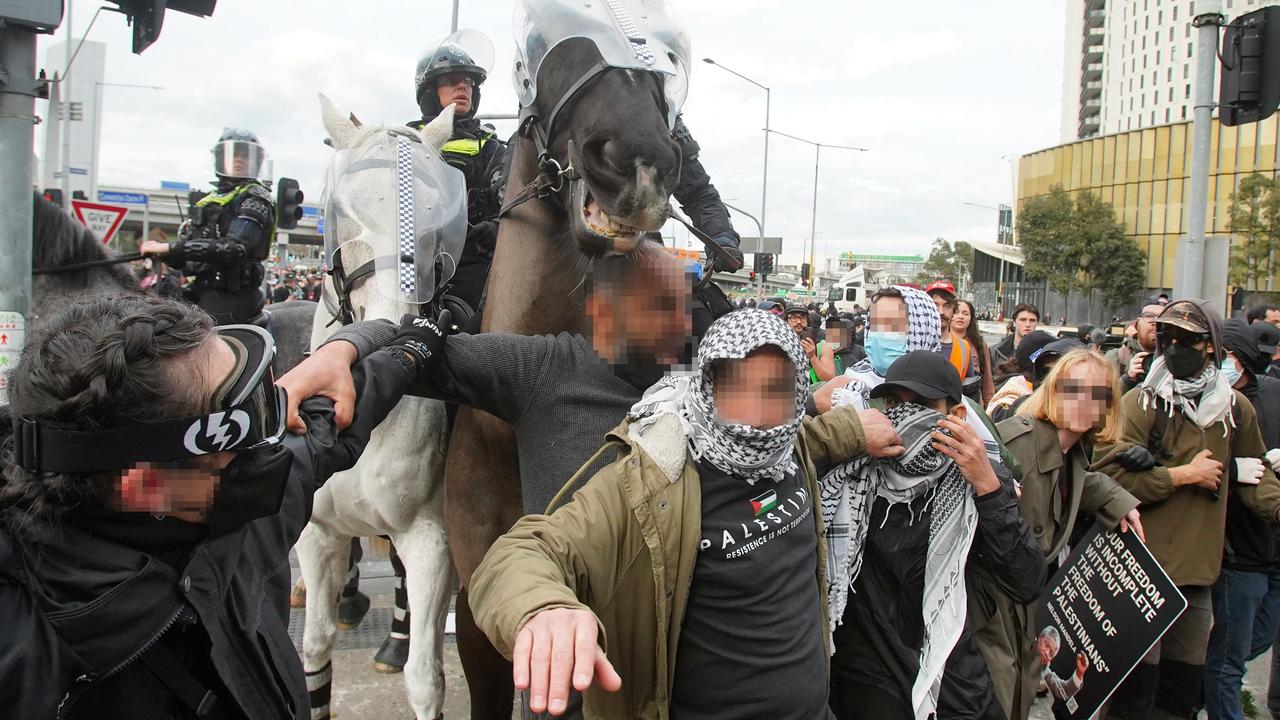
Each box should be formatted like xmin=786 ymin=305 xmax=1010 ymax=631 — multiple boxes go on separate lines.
xmin=1220 ymin=357 xmax=1242 ymax=387
xmin=865 ymin=331 xmax=909 ymax=376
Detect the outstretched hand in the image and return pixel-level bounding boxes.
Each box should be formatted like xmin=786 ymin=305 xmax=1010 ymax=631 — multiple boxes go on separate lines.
xmin=513 ymin=608 xmax=622 ymax=715
xmin=277 ymin=341 xmax=359 ymax=433
xmin=932 ymin=412 xmax=1000 ymax=495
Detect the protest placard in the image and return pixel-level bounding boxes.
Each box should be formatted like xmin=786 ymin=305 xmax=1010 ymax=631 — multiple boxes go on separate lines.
xmin=1033 ymin=522 xmax=1186 ymax=719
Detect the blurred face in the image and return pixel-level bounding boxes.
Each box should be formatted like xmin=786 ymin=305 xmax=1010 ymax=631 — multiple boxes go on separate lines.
xmin=1055 ymin=361 xmax=1113 ymax=435
xmin=713 ymin=348 xmax=796 ymax=429
xmin=117 ymin=336 xmax=236 ymax=522
xmin=436 ymin=72 xmax=475 ymax=114
xmin=787 ymin=312 xmax=809 ymax=336
xmin=1014 ymin=310 xmax=1038 ymax=339
xmin=952 ymin=303 xmax=972 ymax=334
xmin=870 ymin=296 xmax=909 ymax=333
xmin=879 ymin=385 xmax=949 ymax=415
xmin=826 ymin=326 xmax=851 ymax=349
xmin=1267 ymin=309 xmax=1280 ymax=329
xmin=1136 ymin=304 xmax=1162 ymax=351
xmin=589 ymin=253 xmax=690 ymax=369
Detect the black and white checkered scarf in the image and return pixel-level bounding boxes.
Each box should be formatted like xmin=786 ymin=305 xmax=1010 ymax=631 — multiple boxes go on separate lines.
xmin=628 ymin=309 xmax=809 ymax=485
xmin=820 ymin=401 xmax=978 ymax=719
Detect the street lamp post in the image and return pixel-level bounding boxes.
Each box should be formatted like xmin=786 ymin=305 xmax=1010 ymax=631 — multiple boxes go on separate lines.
xmin=723 ymin=201 xmax=764 ymax=296
xmin=766 ymin=128 xmax=867 ymax=299
xmin=702 ymin=58 xmax=770 ymax=243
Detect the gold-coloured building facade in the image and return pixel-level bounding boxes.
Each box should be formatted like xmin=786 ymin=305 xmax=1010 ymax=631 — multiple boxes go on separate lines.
xmin=1017 ymin=114 xmax=1280 ymax=289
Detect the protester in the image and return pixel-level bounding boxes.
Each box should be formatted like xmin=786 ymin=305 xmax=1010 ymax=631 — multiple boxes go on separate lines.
xmin=972 ymin=348 xmax=1141 ymax=720
xmin=822 ymin=350 xmax=1043 ymax=720
xmin=1093 ymin=299 xmax=1280 ymax=720
xmin=925 ymin=282 xmax=973 ymax=385
xmin=986 ymin=330 xmax=1057 ymax=422
xmin=991 ymin=304 xmax=1041 ymax=383
xmin=1105 ymin=298 xmax=1163 ymax=390
xmin=1204 ymin=320 xmax=1280 ymax=720
xmin=0 ymin=294 xmax=440 ymax=718
xmin=1246 ymin=305 xmax=1280 ymax=329
xmin=466 ymin=309 xmax=904 ymax=718
xmin=955 ymin=299 xmax=996 ymax=406
xmin=814 ymin=316 xmax=863 ymax=383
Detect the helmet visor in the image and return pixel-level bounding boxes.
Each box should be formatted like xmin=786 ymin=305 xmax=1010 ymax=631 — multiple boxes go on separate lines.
xmin=213 ymin=140 xmax=266 ymax=179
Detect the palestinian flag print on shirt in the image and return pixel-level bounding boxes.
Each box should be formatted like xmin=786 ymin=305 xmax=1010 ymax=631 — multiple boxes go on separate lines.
xmin=751 ymin=489 xmax=778 ymax=517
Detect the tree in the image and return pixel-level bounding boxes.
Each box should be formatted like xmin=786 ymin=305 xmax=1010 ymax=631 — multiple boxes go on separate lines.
xmin=916 ymin=238 xmax=973 ymax=289
xmin=1228 ymin=173 xmax=1280 ymax=289
xmin=1018 ymin=184 xmax=1146 ymax=308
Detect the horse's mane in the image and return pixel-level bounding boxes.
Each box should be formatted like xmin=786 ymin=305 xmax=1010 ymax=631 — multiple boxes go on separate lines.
xmin=31 ymin=192 xmax=136 ymax=287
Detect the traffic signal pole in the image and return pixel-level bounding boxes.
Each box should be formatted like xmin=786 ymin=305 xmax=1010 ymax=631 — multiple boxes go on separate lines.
xmin=0 ymin=21 xmax=39 ymax=403
xmin=1177 ymin=0 xmax=1224 ymax=301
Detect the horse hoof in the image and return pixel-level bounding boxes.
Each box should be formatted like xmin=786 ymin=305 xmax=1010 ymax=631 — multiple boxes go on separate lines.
xmin=289 ymin=578 xmax=306 ymax=609
xmin=336 ymin=590 xmax=370 ymax=629
xmin=372 ymin=635 xmax=409 ymax=674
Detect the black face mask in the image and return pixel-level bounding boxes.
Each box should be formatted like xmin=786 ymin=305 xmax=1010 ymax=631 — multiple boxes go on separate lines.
xmin=613 ymin=350 xmax=670 ymax=391
xmin=206 ymin=444 xmax=293 ymax=537
xmin=1162 ymin=344 xmax=1209 ymax=380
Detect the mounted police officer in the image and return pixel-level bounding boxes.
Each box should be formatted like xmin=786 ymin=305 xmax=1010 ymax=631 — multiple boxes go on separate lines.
xmin=410 ymin=29 xmax=507 ymax=321
xmin=141 ymin=128 xmax=276 ymax=327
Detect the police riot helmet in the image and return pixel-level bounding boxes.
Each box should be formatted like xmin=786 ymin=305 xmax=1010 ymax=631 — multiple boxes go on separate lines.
xmin=415 ymin=29 xmax=494 ymax=119
xmin=212 ymin=128 xmax=266 ymax=179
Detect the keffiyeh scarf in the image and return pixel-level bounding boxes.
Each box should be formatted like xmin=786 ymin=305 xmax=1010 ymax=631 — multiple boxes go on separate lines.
xmin=834 ymin=285 xmax=942 ymax=408
xmin=628 ymin=309 xmax=810 ymax=485
xmin=819 ymin=402 xmax=979 ymax=720
xmin=1139 ymin=355 xmax=1236 ymax=431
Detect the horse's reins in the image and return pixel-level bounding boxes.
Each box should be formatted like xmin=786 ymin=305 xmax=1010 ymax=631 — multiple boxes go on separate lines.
xmin=33 ymin=252 xmax=144 ymax=275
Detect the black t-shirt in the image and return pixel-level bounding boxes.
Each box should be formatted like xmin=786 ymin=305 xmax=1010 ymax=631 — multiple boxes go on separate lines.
xmin=669 ymin=458 xmax=831 ymax=720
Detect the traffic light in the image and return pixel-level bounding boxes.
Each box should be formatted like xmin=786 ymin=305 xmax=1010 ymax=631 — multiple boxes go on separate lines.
xmin=801 ymin=262 xmax=812 ymax=285
xmin=105 ymin=1 xmax=217 ymax=54
xmin=276 ymin=177 xmax=304 ymax=230
xmin=758 ymin=253 xmax=774 ymax=276
xmin=42 ymin=188 xmax=64 ymax=207
xmin=1220 ymin=7 xmax=1280 ymax=126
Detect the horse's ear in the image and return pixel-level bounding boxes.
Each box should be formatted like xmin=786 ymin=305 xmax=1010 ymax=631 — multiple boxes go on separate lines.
xmin=319 ymin=93 xmax=359 ymax=149
xmin=417 ymin=104 xmax=455 ymax=152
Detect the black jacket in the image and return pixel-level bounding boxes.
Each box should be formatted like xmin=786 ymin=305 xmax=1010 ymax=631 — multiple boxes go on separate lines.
xmin=671 ymin=115 xmax=739 ymax=247
xmin=831 ymin=463 xmax=1045 ymax=719
xmin=0 ymin=349 xmax=414 ymax=719
xmin=1223 ymin=372 xmax=1280 ymax=572
xmin=412 ymin=115 xmax=508 ymax=263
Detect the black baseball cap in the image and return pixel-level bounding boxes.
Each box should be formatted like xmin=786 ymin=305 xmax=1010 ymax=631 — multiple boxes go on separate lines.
xmin=1015 ymin=330 xmax=1059 ymax=370
xmin=785 ymin=304 xmax=809 ymax=317
xmin=869 ymin=350 xmax=963 ymax=405
xmin=1254 ymin=323 xmax=1280 ymax=356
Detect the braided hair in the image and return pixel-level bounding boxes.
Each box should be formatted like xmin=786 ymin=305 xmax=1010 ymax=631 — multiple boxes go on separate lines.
xmin=1 ymin=295 xmax=215 ymax=527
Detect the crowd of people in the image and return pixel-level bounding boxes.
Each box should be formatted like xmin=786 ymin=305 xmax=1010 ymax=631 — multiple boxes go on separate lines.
xmin=15 ymin=15 xmax=1280 ymax=720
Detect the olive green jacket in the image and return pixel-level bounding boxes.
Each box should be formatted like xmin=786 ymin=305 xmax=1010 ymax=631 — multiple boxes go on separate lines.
xmin=468 ymin=406 xmax=867 ymax=720
xmin=971 ymin=415 xmax=1139 ymax=720
xmin=1093 ymin=387 xmax=1280 ymax=588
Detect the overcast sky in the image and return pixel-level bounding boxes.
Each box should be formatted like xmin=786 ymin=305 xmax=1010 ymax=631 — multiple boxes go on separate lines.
xmin=41 ymin=0 xmax=1067 ymax=265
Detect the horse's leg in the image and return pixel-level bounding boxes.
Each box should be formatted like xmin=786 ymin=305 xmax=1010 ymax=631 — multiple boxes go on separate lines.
xmin=393 ymin=516 xmax=452 ymax=720
xmin=445 ymin=408 xmax=523 ymax=720
xmin=297 ymin=521 xmax=350 ymax=720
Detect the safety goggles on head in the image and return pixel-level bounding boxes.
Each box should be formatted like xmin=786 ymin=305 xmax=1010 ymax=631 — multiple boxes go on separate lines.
xmin=1156 ymin=325 xmax=1210 ymax=350
xmin=13 ymin=325 xmax=286 ymax=474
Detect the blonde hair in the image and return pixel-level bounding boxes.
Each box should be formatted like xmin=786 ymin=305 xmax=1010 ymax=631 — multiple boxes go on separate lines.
xmin=1017 ymin=348 xmax=1122 ymax=445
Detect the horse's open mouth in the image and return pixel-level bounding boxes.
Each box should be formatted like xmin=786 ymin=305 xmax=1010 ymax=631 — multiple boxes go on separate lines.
xmin=571 ymin=180 xmax=661 ymax=254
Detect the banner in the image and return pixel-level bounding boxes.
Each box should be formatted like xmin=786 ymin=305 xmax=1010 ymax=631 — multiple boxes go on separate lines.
xmin=1033 ymin=522 xmax=1186 ymax=719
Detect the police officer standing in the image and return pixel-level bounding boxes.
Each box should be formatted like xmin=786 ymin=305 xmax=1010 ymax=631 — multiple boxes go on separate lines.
xmin=141 ymin=128 xmax=277 ymax=326
xmin=411 ymin=30 xmax=506 ymax=321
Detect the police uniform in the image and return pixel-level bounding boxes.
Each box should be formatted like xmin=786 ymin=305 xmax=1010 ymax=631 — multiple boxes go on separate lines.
xmin=411 ymin=33 xmax=508 ymax=322
xmin=168 ymin=129 xmax=276 ymax=326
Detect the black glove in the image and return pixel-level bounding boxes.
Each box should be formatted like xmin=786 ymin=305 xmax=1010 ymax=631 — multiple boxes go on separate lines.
xmin=388 ymin=310 xmax=451 ymax=376
xmin=705 ymin=236 xmax=743 ymax=273
xmin=1114 ymin=445 xmax=1157 ymax=472
xmin=466 ymin=220 xmax=499 ymax=256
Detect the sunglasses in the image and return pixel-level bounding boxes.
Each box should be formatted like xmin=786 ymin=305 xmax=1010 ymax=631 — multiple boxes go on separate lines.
xmin=1059 ymin=380 xmax=1113 ymax=402
xmin=1156 ymin=326 xmax=1209 ymax=348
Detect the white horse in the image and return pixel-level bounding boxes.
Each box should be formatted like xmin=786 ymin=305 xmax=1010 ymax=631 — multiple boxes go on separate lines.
xmin=295 ymin=95 xmax=457 ymax=720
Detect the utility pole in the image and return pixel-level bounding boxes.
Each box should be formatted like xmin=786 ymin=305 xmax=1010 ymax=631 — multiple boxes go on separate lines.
xmin=702 ymin=58 xmax=771 ymax=241
xmin=60 ymin=0 xmax=73 ymax=205
xmin=1177 ymin=0 xmax=1224 ymax=301
xmin=451 ymin=0 xmax=460 ymax=32
xmin=0 ymin=4 xmax=61 ymax=403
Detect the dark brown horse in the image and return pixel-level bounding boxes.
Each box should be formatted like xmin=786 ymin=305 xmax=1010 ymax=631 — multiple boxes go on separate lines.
xmin=446 ymin=37 xmax=682 ymax=718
